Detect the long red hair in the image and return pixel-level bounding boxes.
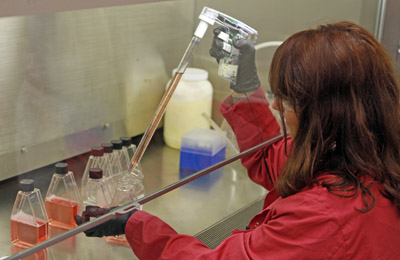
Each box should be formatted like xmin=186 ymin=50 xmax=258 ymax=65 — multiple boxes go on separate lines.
xmin=269 ymin=21 xmax=400 ymax=213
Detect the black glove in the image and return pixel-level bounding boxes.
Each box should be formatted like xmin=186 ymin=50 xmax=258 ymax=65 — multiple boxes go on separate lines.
xmin=74 ymin=206 xmax=137 ymax=237
xmin=209 ymin=27 xmax=260 ymax=93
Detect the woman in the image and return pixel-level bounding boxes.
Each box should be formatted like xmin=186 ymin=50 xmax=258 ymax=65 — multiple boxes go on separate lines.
xmin=76 ymin=21 xmax=400 ymax=259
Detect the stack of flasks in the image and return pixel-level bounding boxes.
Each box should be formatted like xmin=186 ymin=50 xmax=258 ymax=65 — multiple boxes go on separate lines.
xmin=9 ymin=136 xmax=145 ymax=249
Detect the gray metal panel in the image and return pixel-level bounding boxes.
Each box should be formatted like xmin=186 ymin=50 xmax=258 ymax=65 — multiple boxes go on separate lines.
xmin=0 ymin=0 xmax=171 ymax=18
xmin=0 ymin=1 xmax=196 ymax=180
xmin=380 ymin=0 xmax=400 ymax=75
xmin=195 ymin=197 xmax=264 ymax=249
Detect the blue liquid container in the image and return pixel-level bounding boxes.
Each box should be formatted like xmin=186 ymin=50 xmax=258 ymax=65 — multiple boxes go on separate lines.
xmin=179 ymin=128 xmax=226 ymax=188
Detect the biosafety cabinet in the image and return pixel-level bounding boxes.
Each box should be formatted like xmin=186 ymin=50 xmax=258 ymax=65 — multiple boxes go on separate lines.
xmin=0 ymin=0 xmax=393 ymax=259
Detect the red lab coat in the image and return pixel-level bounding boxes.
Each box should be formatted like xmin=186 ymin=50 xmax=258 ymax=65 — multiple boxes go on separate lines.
xmin=125 ymin=87 xmax=400 ymax=259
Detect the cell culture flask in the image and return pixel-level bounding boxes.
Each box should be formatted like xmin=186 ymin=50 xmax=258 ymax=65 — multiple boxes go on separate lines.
xmin=82 ymin=168 xmax=112 ymax=209
xmin=120 ymin=137 xmax=144 ymax=181
xmin=45 ymin=162 xmax=82 ymax=230
xmin=81 ymin=146 xmax=112 ymax=192
xmin=10 ymin=179 xmax=49 ymax=248
xmin=110 ymin=140 xmax=127 ymax=175
xmin=120 ymin=137 xmax=133 ymax=168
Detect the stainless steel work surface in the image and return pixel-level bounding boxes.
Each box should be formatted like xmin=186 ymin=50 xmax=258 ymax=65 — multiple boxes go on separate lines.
xmin=0 ymin=131 xmax=267 ymax=259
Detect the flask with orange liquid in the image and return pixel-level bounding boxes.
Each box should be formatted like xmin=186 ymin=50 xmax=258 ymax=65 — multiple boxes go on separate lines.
xmin=45 ymin=162 xmax=82 ymax=230
xmin=10 ymin=179 xmax=49 ymax=248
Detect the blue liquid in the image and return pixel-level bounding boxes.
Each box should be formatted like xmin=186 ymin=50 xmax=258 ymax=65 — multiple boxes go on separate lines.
xmin=179 ymin=147 xmax=226 ymax=189
xmin=180 ymin=147 xmax=226 ymax=170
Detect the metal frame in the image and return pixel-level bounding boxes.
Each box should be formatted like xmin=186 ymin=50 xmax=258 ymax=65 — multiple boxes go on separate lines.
xmin=375 ymin=0 xmax=387 ymax=42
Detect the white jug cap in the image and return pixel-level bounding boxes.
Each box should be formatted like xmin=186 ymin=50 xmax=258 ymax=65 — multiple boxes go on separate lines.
xmin=172 ymin=67 xmax=208 ymax=81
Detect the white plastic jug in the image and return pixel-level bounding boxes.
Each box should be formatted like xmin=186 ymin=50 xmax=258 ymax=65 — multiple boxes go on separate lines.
xmin=164 ymin=68 xmax=213 ymax=149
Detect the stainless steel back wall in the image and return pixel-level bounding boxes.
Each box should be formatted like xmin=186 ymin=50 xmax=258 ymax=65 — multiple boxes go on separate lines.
xmin=0 ymin=0 xmax=382 ymax=181
xmin=0 ymin=0 xmax=196 ymax=180
xmin=379 ymin=0 xmax=400 ymax=75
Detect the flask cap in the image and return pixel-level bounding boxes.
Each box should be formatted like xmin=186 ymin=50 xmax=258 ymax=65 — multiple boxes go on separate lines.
xmin=19 ymin=179 xmax=35 ymax=192
xmin=120 ymin=137 xmax=132 ymax=147
xmin=91 ymin=146 xmax=104 ymax=156
xmin=89 ymin=168 xmax=103 ymax=179
xmin=55 ymin=162 xmax=68 ymax=174
xmin=101 ymin=143 xmax=113 ymax=153
xmin=111 ymin=140 xmax=122 ymax=150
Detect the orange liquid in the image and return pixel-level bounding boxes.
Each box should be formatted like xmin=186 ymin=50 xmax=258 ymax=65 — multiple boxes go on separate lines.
xmin=105 ymin=234 xmax=129 ymax=244
xmin=45 ymin=196 xmax=78 ymax=230
xmin=10 ymin=212 xmax=48 ymax=248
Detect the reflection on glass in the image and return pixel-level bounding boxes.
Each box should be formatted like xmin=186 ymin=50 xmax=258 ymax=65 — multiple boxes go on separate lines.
xmin=11 ymin=246 xmax=48 ymax=260
xmin=49 ymin=227 xmax=76 ymax=253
